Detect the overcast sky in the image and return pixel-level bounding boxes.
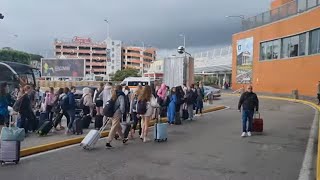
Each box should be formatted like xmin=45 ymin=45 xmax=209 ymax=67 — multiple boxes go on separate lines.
xmin=0 ymin=0 xmax=270 ymax=57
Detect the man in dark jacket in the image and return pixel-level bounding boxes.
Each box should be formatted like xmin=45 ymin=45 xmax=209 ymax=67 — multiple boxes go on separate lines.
xmin=238 ymin=85 xmax=259 ymax=137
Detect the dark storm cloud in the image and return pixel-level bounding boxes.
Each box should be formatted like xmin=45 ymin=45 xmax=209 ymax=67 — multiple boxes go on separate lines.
xmin=0 ymin=0 xmax=270 ymax=55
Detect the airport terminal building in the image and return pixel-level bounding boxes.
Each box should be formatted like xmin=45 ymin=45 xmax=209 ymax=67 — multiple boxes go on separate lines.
xmin=232 ymin=0 xmax=320 ymax=96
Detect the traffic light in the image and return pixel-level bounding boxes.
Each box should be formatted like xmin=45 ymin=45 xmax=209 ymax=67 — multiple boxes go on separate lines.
xmin=0 ymin=13 xmax=4 ymax=19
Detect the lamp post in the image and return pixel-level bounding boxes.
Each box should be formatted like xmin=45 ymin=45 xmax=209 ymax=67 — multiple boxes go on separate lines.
xmin=104 ymin=19 xmax=110 ymax=39
xmin=0 ymin=13 xmax=4 ymax=20
xmin=225 ymin=15 xmax=245 ymax=19
xmin=179 ymin=34 xmax=186 ymax=49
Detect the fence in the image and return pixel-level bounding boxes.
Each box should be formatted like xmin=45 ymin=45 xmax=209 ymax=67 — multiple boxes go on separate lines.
xmin=242 ymin=0 xmax=320 ymax=30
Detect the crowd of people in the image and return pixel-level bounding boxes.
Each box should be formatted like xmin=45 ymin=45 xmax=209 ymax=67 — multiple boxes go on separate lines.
xmin=0 ymin=81 xmax=207 ymax=147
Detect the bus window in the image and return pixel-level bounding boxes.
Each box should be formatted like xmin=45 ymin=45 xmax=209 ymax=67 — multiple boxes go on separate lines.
xmin=128 ymin=81 xmax=148 ymax=86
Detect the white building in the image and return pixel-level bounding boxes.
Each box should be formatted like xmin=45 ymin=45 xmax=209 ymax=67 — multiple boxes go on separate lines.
xmin=105 ymin=39 xmax=122 ymax=80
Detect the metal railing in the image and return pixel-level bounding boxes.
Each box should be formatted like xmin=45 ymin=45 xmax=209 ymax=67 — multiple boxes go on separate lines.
xmin=242 ymin=0 xmax=320 ymax=30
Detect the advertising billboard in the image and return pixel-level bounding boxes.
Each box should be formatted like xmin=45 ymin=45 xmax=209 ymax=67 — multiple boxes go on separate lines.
xmin=41 ymin=58 xmax=85 ymax=77
xmin=236 ymin=37 xmax=253 ymax=84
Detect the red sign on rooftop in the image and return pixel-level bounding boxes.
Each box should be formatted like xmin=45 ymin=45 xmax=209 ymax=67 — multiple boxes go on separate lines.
xmin=72 ymin=36 xmax=92 ymax=44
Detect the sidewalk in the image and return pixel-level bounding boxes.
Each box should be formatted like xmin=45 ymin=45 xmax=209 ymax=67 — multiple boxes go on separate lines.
xmin=4 ymin=102 xmax=218 ymax=150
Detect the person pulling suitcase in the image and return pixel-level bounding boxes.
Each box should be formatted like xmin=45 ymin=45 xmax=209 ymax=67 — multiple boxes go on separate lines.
xmin=238 ymin=85 xmax=259 ymax=137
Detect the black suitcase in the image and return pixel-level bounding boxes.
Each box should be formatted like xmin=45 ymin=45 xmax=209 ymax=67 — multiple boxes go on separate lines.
xmin=39 ymin=112 xmax=49 ymax=128
xmin=73 ymin=118 xmax=83 ymax=135
xmin=53 ymin=113 xmax=63 ymax=128
xmin=37 ymin=121 xmax=53 ymax=136
xmin=82 ymin=115 xmax=92 ymax=129
xmin=182 ymin=109 xmax=189 ymax=120
xmin=94 ymin=115 xmax=103 ymax=129
xmin=175 ymin=113 xmax=182 ymax=125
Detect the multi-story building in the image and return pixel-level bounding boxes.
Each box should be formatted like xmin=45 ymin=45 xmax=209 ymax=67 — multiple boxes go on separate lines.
xmin=54 ymin=37 xmax=108 ymax=76
xmin=105 ymin=39 xmax=122 ymax=79
xmin=232 ymin=0 xmax=320 ymax=96
xmin=122 ymin=46 xmax=156 ymax=74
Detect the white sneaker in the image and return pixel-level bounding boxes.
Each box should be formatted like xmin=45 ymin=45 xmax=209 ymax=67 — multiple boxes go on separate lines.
xmin=241 ymin=132 xmax=246 ymax=137
xmin=247 ymin=132 xmax=252 ymax=137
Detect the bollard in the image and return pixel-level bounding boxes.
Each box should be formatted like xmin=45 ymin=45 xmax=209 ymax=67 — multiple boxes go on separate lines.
xmin=292 ymin=89 xmax=299 ymax=99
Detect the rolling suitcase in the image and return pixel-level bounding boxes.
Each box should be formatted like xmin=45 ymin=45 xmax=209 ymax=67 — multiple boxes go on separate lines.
xmin=73 ymin=118 xmax=83 ymax=135
xmin=94 ymin=115 xmax=103 ymax=129
xmin=0 ymin=141 xmax=20 ymax=165
xmin=39 ymin=112 xmax=49 ymax=128
xmin=80 ymin=118 xmax=110 ymax=150
xmin=37 ymin=121 xmax=53 ymax=136
xmin=253 ymin=113 xmax=263 ymax=133
xmin=53 ymin=112 xmax=63 ymax=128
xmin=154 ymin=111 xmax=168 ymax=142
xmin=82 ymin=115 xmax=92 ymax=129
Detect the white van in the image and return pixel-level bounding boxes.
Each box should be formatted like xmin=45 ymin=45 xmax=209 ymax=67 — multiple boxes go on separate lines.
xmin=120 ymin=77 xmax=154 ymax=91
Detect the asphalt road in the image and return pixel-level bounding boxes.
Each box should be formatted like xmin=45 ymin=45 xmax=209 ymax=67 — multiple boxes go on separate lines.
xmin=0 ymin=96 xmax=316 ymax=180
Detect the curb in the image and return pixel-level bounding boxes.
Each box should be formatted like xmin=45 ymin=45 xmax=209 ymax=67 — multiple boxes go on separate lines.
xmin=20 ymin=105 xmax=226 ymax=157
xmin=223 ymin=93 xmax=320 ymax=180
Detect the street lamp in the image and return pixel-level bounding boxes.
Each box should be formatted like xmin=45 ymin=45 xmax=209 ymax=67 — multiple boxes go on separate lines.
xmin=179 ymin=34 xmax=186 ymax=49
xmin=177 ymin=46 xmax=191 ymax=56
xmin=225 ymin=15 xmax=245 ymax=19
xmin=0 ymin=13 xmax=4 ymax=20
xmin=104 ymin=19 xmax=110 ymax=39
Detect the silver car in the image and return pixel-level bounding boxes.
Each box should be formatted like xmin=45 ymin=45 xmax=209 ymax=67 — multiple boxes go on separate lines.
xmin=203 ymin=86 xmax=221 ymax=99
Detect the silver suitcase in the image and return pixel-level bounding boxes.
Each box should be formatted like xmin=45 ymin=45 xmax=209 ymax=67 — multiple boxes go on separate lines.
xmin=0 ymin=140 xmax=20 ymax=165
xmin=80 ymin=118 xmax=109 ymax=150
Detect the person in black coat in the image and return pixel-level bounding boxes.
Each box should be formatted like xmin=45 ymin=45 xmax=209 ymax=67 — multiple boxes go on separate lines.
xmin=238 ymin=85 xmax=259 ymax=137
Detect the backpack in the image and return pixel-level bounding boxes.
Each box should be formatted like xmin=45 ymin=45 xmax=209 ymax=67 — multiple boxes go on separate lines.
xmin=103 ymin=98 xmax=118 ymax=117
xmin=124 ymin=93 xmax=130 ymax=113
xmin=137 ymin=100 xmax=147 ymax=115
xmin=60 ymin=95 xmax=69 ymax=110
xmin=78 ymin=95 xmax=87 ymax=109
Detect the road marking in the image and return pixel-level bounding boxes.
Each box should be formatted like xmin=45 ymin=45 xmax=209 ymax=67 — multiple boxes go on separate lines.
xmin=298 ymin=107 xmax=318 ymax=180
xmin=22 ymin=138 xmax=108 ymax=160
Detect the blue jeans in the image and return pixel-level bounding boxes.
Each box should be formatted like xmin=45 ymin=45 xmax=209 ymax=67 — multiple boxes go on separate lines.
xmin=242 ymin=110 xmax=254 ymax=132
xmin=67 ymin=109 xmax=76 ymax=129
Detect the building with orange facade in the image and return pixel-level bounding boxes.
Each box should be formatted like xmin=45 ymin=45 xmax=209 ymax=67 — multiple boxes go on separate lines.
xmin=232 ymin=0 xmax=320 ymax=97
xmin=122 ymin=46 xmax=156 ymax=74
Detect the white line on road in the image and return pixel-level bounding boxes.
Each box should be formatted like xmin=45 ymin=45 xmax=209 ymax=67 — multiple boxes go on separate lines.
xmin=298 ymin=107 xmax=318 ymax=180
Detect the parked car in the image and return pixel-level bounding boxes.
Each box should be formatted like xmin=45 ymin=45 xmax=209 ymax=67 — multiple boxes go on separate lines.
xmin=203 ymin=86 xmax=221 ymax=99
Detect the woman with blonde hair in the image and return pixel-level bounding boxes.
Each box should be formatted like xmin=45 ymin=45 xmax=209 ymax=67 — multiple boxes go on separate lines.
xmin=138 ymin=85 xmax=159 ymax=142
xmin=106 ymin=85 xmax=128 ymax=148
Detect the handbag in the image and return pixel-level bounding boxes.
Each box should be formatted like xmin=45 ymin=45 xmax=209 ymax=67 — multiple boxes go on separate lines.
xmin=150 ymin=95 xmax=160 ymax=108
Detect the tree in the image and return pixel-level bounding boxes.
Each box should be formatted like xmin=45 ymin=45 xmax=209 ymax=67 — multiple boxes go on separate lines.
xmin=0 ymin=49 xmax=43 ymax=65
xmin=112 ymin=68 xmax=139 ymax=81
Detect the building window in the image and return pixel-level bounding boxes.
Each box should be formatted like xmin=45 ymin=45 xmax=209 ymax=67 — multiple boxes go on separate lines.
xmin=299 ymin=33 xmax=307 ymax=56
xmin=307 ymin=0 xmax=317 ymax=9
xmin=309 ymin=29 xmax=320 ymax=55
xmin=112 ymin=41 xmax=115 ymax=46
xmin=260 ymin=42 xmax=267 ymax=60
xmin=272 ymin=39 xmax=280 ymax=59
xmin=281 ymin=37 xmax=290 ymax=58
xmin=281 ymin=35 xmax=301 ymax=58
xmin=260 ymin=39 xmax=280 ymax=61
xmin=112 ymin=48 xmax=114 ymax=52
xmin=112 ymin=54 xmax=115 ymax=57
xmin=289 ymin=35 xmax=299 ymax=57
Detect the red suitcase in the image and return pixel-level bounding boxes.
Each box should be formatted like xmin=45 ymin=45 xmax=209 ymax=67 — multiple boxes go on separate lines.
xmin=253 ymin=113 xmax=263 ymax=132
